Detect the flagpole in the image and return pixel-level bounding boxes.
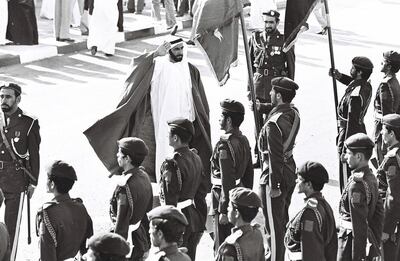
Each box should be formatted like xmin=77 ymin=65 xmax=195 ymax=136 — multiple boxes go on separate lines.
xmin=239 ymin=11 xmax=262 ymax=136
xmin=323 ymin=0 xmax=339 ymax=127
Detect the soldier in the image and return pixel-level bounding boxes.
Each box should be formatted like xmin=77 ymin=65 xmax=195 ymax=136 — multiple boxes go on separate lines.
xmin=147 ymin=205 xmax=191 ymax=261
xmin=284 ymin=161 xmax=337 ymax=261
xmin=258 ymin=77 xmax=300 ymax=261
xmin=36 ymin=160 xmax=93 ymax=260
xmin=215 ymin=187 xmax=264 ymax=261
xmin=210 ymin=99 xmax=254 ymax=252
xmin=159 ymin=118 xmax=207 ymax=261
xmin=337 ymin=133 xmax=383 ymax=261
xmin=0 ymin=82 xmax=40 ymax=248
xmin=377 ymin=114 xmax=400 ymax=260
xmin=329 ymin=57 xmax=373 ymax=191
xmin=249 ymin=10 xmax=295 ymax=166
xmin=110 ymin=137 xmax=153 ymax=261
xmin=82 ymin=232 xmax=130 ymax=261
xmin=373 ymin=51 xmax=400 ymax=166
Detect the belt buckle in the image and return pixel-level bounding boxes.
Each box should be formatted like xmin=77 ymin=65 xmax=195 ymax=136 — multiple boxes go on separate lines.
xmin=264 ymin=69 xmax=269 ymax=76
xmin=0 ymin=161 xmax=3 ymax=169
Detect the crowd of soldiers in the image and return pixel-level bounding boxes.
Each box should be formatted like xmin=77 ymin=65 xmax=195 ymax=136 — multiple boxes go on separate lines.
xmin=1 ymin=7 xmax=400 ymax=261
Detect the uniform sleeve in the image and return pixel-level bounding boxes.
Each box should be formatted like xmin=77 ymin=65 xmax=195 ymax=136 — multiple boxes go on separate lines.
xmin=349 ymin=183 xmax=368 ymax=260
xmin=300 ymin=209 xmax=324 ymax=261
xmin=80 ymin=211 xmax=94 ymax=255
xmin=345 ymin=95 xmax=362 ymax=140
xmin=39 ymin=213 xmax=57 ymax=261
xmin=241 ymin=148 xmax=254 ymax=189
xmin=383 ymin=159 xmax=400 ymax=234
xmin=215 ymin=243 xmax=238 ymax=261
xmin=219 ymin=142 xmax=236 ymax=214
xmin=114 ymin=188 xmax=131 ymax=239
xmin=28 ymin=119 xmax=40 ymax=185
xmin=379 ymin=82 xmax=395 ymax=115
xmin=337 ymin=73 xmax=353 ymax=86
xmin=266 ymin=122 xmax=284 ymax=190
xmin=160 ymin=161 xmax=180 ymax=206
xmin=285 ymin=47 xmax=295 ymax=80
xmin=194 ymin=164 xmax=208 ymax=224
xmin=249 ymin=35 xmax=256 ymax=76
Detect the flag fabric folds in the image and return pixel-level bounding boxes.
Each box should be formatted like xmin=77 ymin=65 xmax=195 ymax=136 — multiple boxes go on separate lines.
xmin=284 ymin=0 xmax=319 ymax=51
xmin=191 ymin=0 xmax=242 ymax=85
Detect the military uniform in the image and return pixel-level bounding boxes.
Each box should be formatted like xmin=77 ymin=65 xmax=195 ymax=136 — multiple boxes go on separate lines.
xmin=85 ymin=232 xmax=130 ymax=260
xmin=285 ymin=193 xmax=337 ymax=261
xmin=110 ymin=166 xmax=153 ymax=260
xmin=211 ymin=126 xmax=254 ymax=248
xmin=0 ymin=86 xmax=40 ymax=245
xmin=337 ymin=134 xmax=383 ymax=261
xmin=258 ymin=77 xmax=300 ymax=261
xmin=159 ymin=124 xmax=207 ymax=261
xmin=36 ymin=194 xmax=93 ymax=260
xmin=373 ymin=51 xmax=400 ymax=165
xmin=335 ymin=57 xmax=373 ymax=191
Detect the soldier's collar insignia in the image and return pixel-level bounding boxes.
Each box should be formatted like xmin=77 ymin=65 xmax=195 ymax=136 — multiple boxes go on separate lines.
xmin=386 ymin=147 xmax=399 ymax=157
xmin=116 ymin=173 xmax=132 ymax=186
xmin=352 ymin=171 xmax=364 ymax=182
xmin=306 ymin=198 xmax=318 ymax=208
xmin=225 ymin=229 xmax=243 ymax=244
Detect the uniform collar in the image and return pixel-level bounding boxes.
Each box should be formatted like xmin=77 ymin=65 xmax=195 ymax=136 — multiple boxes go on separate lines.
xmin=304 ymin=191 xmax=323 ymax=201
xmin=52 ymin=193 xmax=71 ymax=203
xmin=388 ymin=142 xmax=400 ymax=152
xmin=159 ymin=243 xmax=180 ymax=255
xmin=226 ymin=128 xmax=241 ymax=136
xmin=232 ymin=223 xmax=252 ymax=234
xmin=351 ymin=165 xmax=370 ymax=174
xmin=174 ymin=146 xmax=190 ymax=154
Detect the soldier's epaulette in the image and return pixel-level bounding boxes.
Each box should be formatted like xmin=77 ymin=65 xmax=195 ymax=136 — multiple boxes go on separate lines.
xmin=225 ymin=229 xmax=243 ymax=244
xmin=190 ymin=148 xmax=198 ymax=154
xmin=268 ymin=112 xmax=283 ymax=124
xmin=352 ymin=171 xmax=365 ymax=182
xmin=116 ymin=173 xmax=133 ymax=186
xmin=305 ymin=198 xmax=318 ymax=209
xmin=42 ymin=201 xmax=57 ymax=210
xmin=72 ymin=197 xmax=83 ymax=203
xmin=351 ymin=86 xmax=361 ymax=97
xmin=386 ymin=147 xmax=399 ymax=158
xmin=21 ymin=110 xmax=38 ymax=121
xmin=220 ymin=133 xmax=232 ymax=142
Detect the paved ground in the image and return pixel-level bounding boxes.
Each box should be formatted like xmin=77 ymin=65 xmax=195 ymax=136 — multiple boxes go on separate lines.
xmin=1 ymin=0 xmax=400 ymax=260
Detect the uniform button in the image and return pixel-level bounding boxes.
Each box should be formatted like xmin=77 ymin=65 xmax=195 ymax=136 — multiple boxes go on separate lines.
xmin=4 ymin=129 xmax=7 ymax=133
xmin=18 ymin=114 xmax=21 ymax=117
xmin=1 ymin=151 xmax=4 ymax=154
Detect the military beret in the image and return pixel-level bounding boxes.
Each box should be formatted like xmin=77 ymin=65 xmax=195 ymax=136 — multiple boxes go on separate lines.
xmin=0 ymin=82 xmax=22 ymax=96
xmin=148 ymin=205 xmax=188 ymax=226
xmin=118 ymin=137 xmax=149 ymax=156
xmin=229 ymin=187 xmax=262 ymax=208
xmin=47 ymin=160 xmax=77 ymax=181
xmin=352 ymin=56 xmax=373 ymax=70
xmin=382 ymin=113 xmax=400 ymax=129
xmin=271 ymin=77 xmax=299 ymax=93
xmin=220 ymin=99 xmax=245 ymax=114
xmin=344 ymin=133 xmax=374 ymax=150
xmin=297 ymin=161 xmax=329 ymax=187
xmin=88 ymin=233 xmax=130 ymax=257
xmin=262 ymin=10 xmax=280 ymax=20
xmin=383 ymin=51 xmax=400 ymax=66
xmin=167 ymin=118 xmax=195 ymax=136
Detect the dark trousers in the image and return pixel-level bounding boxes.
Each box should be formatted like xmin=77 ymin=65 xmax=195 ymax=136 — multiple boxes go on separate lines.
xmin=183 ymin=230 xmax=203 ymax=261
xmin=4 ymin=192 xmax=21 ymax=249
xmin=117 ymin=0 xmax=124 ymax=31
xmin=382 ymin=224 xmax=400 ymax=261
xmin=177 ymin=0 xmax=194 ymax=16
xmin=260 ymin=182 xmax=295 ymax=261
xmin=338 ymin=229 xmax=380 ymax=261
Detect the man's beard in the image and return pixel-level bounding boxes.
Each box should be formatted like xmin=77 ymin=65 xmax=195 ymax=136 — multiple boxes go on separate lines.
xmin=1 ymin=105 xmax=10 ymax=112
xmin=169 ymin=50 xmax=183 ymax=62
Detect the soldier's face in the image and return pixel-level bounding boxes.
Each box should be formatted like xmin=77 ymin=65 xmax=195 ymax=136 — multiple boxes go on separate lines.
xmin=270 ymin=88 xmax=277 ymax=106
xmin=219 ymin=114 xmax=228 ymax=130
xmin=344 ymin=149 xmax=359 ymax=169
xmin=169 ymin=44 xmax=184 ymax=62
xmin=0 ymin=88 xmax=20 ymax=113
xmin=116 ymin=148 xmax=126 ymax=168
xmin=264 ymin=16 xmax=278 ymax=33
xmin=227 ymin=202 xmax=237 ymax=224
xmin=350 ymin=65 xmax=359 ymax=79
xmin=82 ymin=248 xmax=97 ymax=261
xmin=381 ymin=125 xmax=394 ymax=145
xmin=295 ymin=175 xmax=307 ymax=194
xmin=149 ymin=220 xmax=162 ymax=247
xmin=381 ymin=59 xmax=390 ymax=73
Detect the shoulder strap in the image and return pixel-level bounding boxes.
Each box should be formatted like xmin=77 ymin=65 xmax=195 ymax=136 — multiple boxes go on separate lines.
xmin=283 ymin=108 xmax=300 ymax=152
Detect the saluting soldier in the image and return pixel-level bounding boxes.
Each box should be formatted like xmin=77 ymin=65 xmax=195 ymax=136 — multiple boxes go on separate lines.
xmin=248 ymin=10 xmax=295 ymax=166
xmin=159 ymin=118 xmax=207 ymax=261
xmin=257 ymin=77 xmax=300 ymax=261
xmin=210 ymin=99 xmax=254 ymax=252
xmin=337 ymin=133 xmax=383 ymax=261
xmin=215 ymin=187 xmax=264 ymax=261
xmin=36 ymin=160 xmax=93 ymax=260
xmin=82 ymin=232 xmax=130 ymax=261
xmin=0 ymin=82 xmax=40 ymax=248
xmin=284 ymin=161 xmax=337 ymax=261
xmin=373 ymin=51 xmax=400 ymax=166
xmin=329 ymin=57 xmax=373 ymax=191
xmin=377 ymin=114 xmax=400 ymax=260
xmin=110 ymin=137 xmax=153 ymax=261
xmin=147 ymin=205 xmax=191 ymax=261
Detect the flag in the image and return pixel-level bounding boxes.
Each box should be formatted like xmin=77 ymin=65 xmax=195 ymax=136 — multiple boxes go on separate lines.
xmin=191 ymin=0 xmax=242 ymax=85
xmin=283 ymin=0 xmax=319 ymax=51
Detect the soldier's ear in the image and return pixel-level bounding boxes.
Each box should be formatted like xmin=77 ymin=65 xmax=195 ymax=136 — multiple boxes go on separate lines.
xmin=16 ymin=95 xmax=21 ymax=104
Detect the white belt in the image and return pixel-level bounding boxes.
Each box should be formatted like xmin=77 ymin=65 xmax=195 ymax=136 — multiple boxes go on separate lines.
xmin=211 ymin=176 xmax=240 ymax=186
xmin=177 ymin=199 xmax=193 ymax=210
xmin=339 ymin=219 xmax=353 ymax=230
xmin=287 ymin=250 xmax=302 ymax=260
xmin=126 ymin=220 xmax=142 ymax=257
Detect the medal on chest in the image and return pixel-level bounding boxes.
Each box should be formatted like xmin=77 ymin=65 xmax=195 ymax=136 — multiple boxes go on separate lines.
xmin=14 ymin=131 xmax=20 ymax=143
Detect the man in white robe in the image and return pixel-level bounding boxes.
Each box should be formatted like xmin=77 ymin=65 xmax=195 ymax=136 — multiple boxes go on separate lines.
xmin=150 ymin=38 xmax=196 ymax=180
